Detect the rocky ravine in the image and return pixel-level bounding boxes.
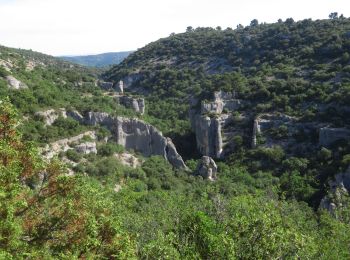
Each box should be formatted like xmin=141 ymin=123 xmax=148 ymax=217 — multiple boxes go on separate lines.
xmin=42 ymin=109 xmax=187 ymax=169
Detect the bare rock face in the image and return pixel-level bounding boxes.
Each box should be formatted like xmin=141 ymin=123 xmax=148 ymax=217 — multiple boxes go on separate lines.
xmin=114 ymin=117 xmax=187 ymax=169
xmin=194 ymin=115 xmax=223 ymax=158
xmin=196 ymin=156 xmax=218 ymax=181
xmin=35 ymin=108 xmax=67 ymax=126
xmin=75 ymin=142 xmax=97 ymax=154
xmin=115 ymin=80 xmax=124 ymax=93
xmin=41 ymin=131 xmax=96 ymax=160
xmin=319 ymin=127 xmax=350 ymax=147
xmin=6 ymin=75 xmax=28 ymax=90
xmin=66 ymin=110 xmax=85 ymax=123
xmin=119 ymin=96 xmax=145 ymax=115
xmin=85 ymin=112 xmax=113 ymax=126
xmin=98 ymin=81 xmax=114 ymax=90
xmin=190 ymin=91 xmax=241 ymax=158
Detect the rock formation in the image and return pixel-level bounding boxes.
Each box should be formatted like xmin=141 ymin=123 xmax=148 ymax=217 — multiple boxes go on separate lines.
xmin=35 ymin=108 xmax=67 ymax=126
xmin=65 ymin=111 xmax=186 ymax=169
xmin=115 ymin=80 xmax=124 ymax=93
xmin=41 ymin=131 xmax=96 ymax=160
xmin=115 ymin=152 xmax=142 ymax=168
xmin=196 ymin=156 xmax=218 ymax=181
xmin=119 ymin=96 xmax=145 ymax=115
xmin=319 ymin=127 xmax=350 ymax=147
xmin=6 ymin=75 xmax=28 ymax=90
xmin=75 ymin=142 xmax=97 ymax=154
xmin=319 ymin=166 xmax=350 ymax=214
xmin=114 ymin=117 xmax=187 ymax=169
xmin=190 ymin=91 xmax=243 ymax=158
xmin=98 ymin=81 xmax=114 ymax=90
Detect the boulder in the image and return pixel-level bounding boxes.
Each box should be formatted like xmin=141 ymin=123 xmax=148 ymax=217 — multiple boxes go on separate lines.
xmin=35 ymin=108 xmax=67 ymax=126
xmin=196 ymin=156 xmax=218 ymax=181
xmin=119 ymin=96 xmax=145 ymax=115
xmin=6 ymin=75 xmax=27 ymax=89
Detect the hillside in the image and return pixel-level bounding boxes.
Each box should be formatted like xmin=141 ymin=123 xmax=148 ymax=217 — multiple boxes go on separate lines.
xmin=60 ymin=51 xmax=133 ymax=67
xmin=1 ymin=17 xmax=350 ymax=259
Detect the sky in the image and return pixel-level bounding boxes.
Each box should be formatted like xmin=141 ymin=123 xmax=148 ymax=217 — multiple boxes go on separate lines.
xmin=0 ymin=0 xmax=349 ymax=56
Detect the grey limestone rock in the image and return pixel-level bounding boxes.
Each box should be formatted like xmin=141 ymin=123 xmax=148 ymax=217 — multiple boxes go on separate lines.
xmin=35 ymin=108 xmax=67 ymax=126
xmin=115 ymin=80 xmax=124 ymax=93
xmin=119 ymin=96 xmax=145 ymax=115
xmin=6 ymin=75 xmax=28 ymax=90
xmin=75 ymin=142 xmax=97 ymax=154
xmin=196 ymin=156 xmax=218 ymax=181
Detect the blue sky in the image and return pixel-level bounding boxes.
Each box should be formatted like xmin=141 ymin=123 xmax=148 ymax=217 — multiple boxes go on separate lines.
xmin=0 ymin=0 xmax=349 ymax=56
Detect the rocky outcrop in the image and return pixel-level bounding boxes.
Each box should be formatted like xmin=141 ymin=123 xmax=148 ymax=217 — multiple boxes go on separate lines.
xmin=320 ymin=166 xmax=350 ymax=214
xmin=201 ymin=91 xmax=241 ymax=114
xmin=85 ymin=112 xmax=113 ymax=126
xmin=195 ymin=156 xmax=218 ymax=181
xmin=319 ymin=127 xmax=350 ymax=147
xmin=6 ymin=75 xmax=27 ymax=90
xmin=98 ymin=81 xmax=114 ymax=90
xmin=66 ymin=110 xmax=85 ymax=123
xmin=194 ymin=116 xmax=223 ymax=158
xmin=115 ymin=80 xmax=124 ymax=93
xmin=41 ymin=131 xmax=96 ymax=160
xmin=35 ymin=108 xmax=67 ymax=126
xmin=115 ymin=152 xmax=142 ymax=168
xmin=114 ymin=117 xmax=187 ymax=169
xmin=119 ymin=96 xmax=145 ymax=115
xmin=190 ymin=91 xmax=242 ymax=158
xmin=65 ymin=111 xmax=186 ymax=169
xmin=75 ymin=142 xmax=97 ymax=154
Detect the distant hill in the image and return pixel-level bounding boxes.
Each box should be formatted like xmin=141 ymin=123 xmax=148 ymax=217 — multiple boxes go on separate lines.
xmin=60 ymin=51 xmax=133 ymax=67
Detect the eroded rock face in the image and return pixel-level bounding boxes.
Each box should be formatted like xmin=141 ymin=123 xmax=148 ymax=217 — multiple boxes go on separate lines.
xmin=319 ymin=127 xmax=350 ymax=147
xmin=119 ymin=96 xmax=145 ymax=115
xmin=115 ymin=80 xmax=124 ymax=93
xmin=196 ymin=156 xmax=218 ymax=181
xmin=85 ymin=112 xmax=113 ymax=126
xmin=319 ymin=166 xmax=350 ymax=214
xmin=6 ymin=75 xmax=27 ymax=90
xmin=35 ymin=108 xmax=67 ymax=126
xmin=114 ymin=117 xmax=187 ymax=169
xmin=194 ymin=115 xmax=223 ymax=158
xmin=115 ymin=152 xmax=142 ymax=168
xmin=75 ymin=142 xmax=97 ymax=154
xmin=98 ymin=81 xmax=114 ymax=90
xmin=41 ymin=131 xmax=96 ymax=160
xmin=190 ymin=91 xmax=242 ymax=158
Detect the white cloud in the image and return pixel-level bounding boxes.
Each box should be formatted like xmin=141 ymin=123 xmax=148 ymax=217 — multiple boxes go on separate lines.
xmin=0 ymin=0 xmax=349 ymax=55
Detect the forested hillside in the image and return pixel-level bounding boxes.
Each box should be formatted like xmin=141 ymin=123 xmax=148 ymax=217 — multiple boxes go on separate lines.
xmin=60 ymin=51 xmax=133 ymax=68
xmin=1 ymin=16 xmax=350 ymax=258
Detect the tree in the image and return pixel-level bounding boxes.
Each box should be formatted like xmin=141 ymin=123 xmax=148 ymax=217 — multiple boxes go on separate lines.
xmin=329 ymin=12 xmax=339 ymax=19
xmin=250 ymin=19 xmax=259 ymax=27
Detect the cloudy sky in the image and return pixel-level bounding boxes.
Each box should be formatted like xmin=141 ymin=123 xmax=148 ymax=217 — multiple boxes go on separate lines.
xmin=0 ymin=0 xmax=349 ymax=56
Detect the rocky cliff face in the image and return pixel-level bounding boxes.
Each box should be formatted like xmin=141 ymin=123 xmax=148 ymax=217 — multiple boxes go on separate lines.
xmin=190 ymin=91 xmax=243 ymax=158
xmin=35 ymin=108 xmax=67 ymax=126
xmin=114 ymin=117 xmax=187 ymax=169
xmin=65 ymin=111 xmax=186 ymax=169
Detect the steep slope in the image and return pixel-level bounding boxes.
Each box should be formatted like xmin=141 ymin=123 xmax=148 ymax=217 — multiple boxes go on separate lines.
xmin=105 ymin=17 xmax=350 ymax=208
xmin=60 ymin=51 xmax=133 ymax=67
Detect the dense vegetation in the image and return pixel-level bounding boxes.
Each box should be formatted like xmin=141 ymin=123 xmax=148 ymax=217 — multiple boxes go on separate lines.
xmin=61 ymin=51 xmax=133 ymax=68
xmin=1 ymin=99 xmax=350 ymax=258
